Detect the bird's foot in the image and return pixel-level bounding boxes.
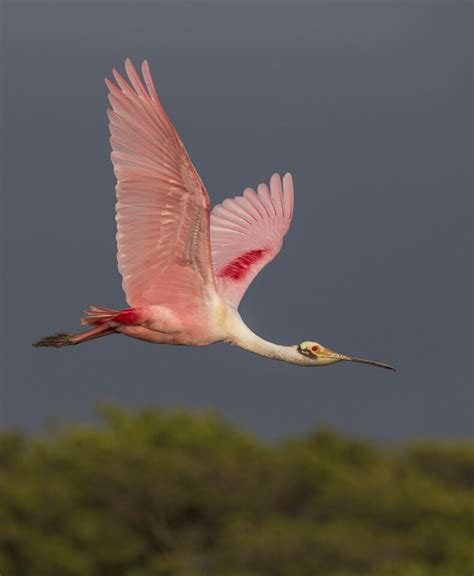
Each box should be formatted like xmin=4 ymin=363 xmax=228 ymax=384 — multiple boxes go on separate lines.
xmin=32 ymin=332 xmax=76 ymax=348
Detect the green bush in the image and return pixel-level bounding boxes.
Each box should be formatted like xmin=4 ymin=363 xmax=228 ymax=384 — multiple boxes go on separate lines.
xmin=0 ymin=407 xmax=472 ymax=576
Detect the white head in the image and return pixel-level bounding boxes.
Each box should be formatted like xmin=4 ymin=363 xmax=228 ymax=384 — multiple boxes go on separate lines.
xmin=296 ymin=341 xmax=395 ymax=370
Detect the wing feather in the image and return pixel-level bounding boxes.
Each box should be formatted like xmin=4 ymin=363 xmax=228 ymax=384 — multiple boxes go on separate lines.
xmin=210 ymin=173 xmax=294 ymax=308
xmin=107 ymin=59 xmax=216 ymax=310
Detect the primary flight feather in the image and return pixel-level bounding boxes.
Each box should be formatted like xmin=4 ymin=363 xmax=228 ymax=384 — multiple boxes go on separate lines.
xmin=34 ymin=59 xmax=394 ymax=371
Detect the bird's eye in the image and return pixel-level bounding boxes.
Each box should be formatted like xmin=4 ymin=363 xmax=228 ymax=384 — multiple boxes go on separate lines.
xmin=311 ymin=345 xmax=318 ymax=352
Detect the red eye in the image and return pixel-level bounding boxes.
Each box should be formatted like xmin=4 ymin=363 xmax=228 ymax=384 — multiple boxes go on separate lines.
xmin=311 ymin=345 xmax=318 ymax=352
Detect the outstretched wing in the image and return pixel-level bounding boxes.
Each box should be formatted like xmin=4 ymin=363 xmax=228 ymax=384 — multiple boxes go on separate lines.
xmin=107 ymin=59 xmax=216 ymax=311
xmin=210 ymin=173 xmax=294 ymax=309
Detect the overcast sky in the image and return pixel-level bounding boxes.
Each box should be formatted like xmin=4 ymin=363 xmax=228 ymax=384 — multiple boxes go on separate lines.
xmin=2 ymin=1 xmax=472 ymax=441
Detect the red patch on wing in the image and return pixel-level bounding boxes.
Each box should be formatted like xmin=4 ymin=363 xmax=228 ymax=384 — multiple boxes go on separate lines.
xmin=219 ymin=249 xmax=269 ymax=281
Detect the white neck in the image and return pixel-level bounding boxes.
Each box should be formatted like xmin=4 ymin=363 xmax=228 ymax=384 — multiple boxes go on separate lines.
xmin=223 ymin=308 xmax=313 ymax=366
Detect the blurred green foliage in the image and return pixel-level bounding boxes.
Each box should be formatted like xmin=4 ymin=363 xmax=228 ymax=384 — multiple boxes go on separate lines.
xmin=0 ymin=406 xmax=472 ymax=576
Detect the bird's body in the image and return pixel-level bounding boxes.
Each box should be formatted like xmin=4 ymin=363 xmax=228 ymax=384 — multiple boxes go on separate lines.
xmin=80 ymin=300 xmax=317 ymax=367
xmin=34 ymin=59 xmax=394 ymax=372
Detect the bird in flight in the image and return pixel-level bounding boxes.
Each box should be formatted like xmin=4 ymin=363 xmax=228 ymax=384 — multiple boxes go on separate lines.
xmin=34 ymin=59 xmax=394 ymax=371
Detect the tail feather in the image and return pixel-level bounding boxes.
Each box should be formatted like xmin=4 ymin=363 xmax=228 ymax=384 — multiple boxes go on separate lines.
xmin=82 ymin=305 xmax=121 ymax=326
xmin=81 ymin=305 xmax=140 ymax=327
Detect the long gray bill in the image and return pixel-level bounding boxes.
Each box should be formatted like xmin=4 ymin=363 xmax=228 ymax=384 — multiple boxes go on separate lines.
xmin=347 ymin=356 xmax=396 ymax=371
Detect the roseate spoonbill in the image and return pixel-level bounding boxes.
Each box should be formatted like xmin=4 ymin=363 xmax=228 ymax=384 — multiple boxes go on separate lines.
xmin=34 ymin=59 xmax=394 ymax=370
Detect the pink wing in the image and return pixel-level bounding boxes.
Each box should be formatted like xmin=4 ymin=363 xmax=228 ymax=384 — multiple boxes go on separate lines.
xmin=210 ymin=173 xmax=294 ymax=308
xmin=107 ymin=59 xmax=216 ymax=311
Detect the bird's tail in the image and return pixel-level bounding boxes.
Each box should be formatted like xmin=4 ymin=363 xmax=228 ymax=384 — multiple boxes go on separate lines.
xmin=81 ymin=305 xmax=141 ymax=327
xmin=81 ymin=305 xmax=121 ymax=326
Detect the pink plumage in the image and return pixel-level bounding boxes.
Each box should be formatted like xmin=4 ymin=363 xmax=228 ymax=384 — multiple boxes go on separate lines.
xmin=211 ymin=172 xmax=294 ymax=308
xmin=33 ymin=59 xmax=395 ymax=372
xmin=75 ymin=59 xmax=294 ymax=347
xmin=106 ymin=59 xmax=294 ymax=326
xmin=107 ymin=60 xmax=214 ymax=315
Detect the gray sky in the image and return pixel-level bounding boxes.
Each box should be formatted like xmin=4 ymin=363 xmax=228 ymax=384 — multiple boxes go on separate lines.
xmin=2 ymin=2 xmax=472 ymax=441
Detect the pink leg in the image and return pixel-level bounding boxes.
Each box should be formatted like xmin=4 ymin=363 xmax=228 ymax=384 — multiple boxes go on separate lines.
xmin=71 ymin=324 xmax=116 ymax=344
